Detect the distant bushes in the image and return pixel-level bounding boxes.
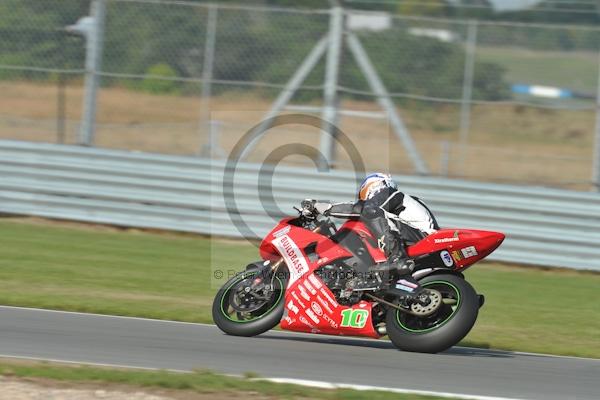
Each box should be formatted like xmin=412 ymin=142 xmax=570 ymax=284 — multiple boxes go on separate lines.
xmin=1 ymin=1 xmax=513 ymax=101
xmin=139 ymin=63 xmax=180 ymax=94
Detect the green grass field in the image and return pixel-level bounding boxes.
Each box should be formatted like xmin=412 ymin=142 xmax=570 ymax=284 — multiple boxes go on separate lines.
xmin=476 ymin=47 xmax=598 ymax=93
xmin=0 ymin=218 xmax=598 ymax=358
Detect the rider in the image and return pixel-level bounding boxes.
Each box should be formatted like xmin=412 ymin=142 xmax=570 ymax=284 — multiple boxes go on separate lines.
xmin=310 ymin=173 xmax=439 ymax=302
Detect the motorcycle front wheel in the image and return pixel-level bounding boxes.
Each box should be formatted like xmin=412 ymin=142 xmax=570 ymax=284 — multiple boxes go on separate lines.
xmin=212 ymin=269 xmax=286 ymax=337
xmin=386 ymin=273 xmax=479 ymax=353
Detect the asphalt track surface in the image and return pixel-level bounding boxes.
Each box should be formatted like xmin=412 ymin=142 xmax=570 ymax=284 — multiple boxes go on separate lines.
xmin=0 ymin=306 xmax=598 ymax=400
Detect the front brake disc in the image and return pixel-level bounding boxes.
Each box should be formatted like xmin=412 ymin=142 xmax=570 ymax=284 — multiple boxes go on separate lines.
xmin=230 ymin=279 xmax=268 ymax=313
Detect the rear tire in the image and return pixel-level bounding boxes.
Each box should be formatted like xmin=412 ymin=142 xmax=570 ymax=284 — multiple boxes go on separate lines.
xmin=386 ymin=274 xmax=479 ymax=353
xmin=212 ymin=269 xmax=286 ymax=337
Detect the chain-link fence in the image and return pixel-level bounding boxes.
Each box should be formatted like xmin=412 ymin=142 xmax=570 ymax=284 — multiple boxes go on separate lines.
xmin=1 ymin=0 xmax=600 ymax=189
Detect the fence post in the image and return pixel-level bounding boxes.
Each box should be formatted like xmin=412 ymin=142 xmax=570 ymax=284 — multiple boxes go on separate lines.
xmin=79 ymin=0 xmax=106 ymax=146
xmin=592 ymin=49 xmax=600 ymax=191
xmin=198 ymin=4 xmax=218 ymax=155
xmin=201 ymin=119 xmax=224 ymax=158
xmin=319 ymin=6 xmax=344 ymax=169
xmin=346 ymin=33 xmax=429 ymax=174
xmin=238 ymin=37 xmax=329 ymax=160
xmin=458 ymin=19 xmax=477 ymax=175
xmin=57 ymin=30 xmax=67 ymax=144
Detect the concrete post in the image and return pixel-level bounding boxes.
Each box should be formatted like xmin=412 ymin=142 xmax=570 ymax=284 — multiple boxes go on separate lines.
xmin=319 ymin=7 xmax=344 ymax=169
xmin=458 ymin=20 xmax=477 ymax=174
xmin=79 ymin=0 xmax=106 ymax=146
xmin=198 ymin=4 xmax=218 ymax=155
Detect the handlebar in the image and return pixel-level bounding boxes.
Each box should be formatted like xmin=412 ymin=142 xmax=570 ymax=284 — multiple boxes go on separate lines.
xmin=295 ymin=199 xmax=317 ymax=220
xmin=294 ymin=200 xmax=337 ymax=237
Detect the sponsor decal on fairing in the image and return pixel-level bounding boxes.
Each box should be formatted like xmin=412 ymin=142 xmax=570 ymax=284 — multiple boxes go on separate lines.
xmin=340 ymin=309 xmax=369 ymax=329
xmin=322 ymin=314 xmax=339 ymax=329
xmin=304 ymin=280 xmax=317 ymax=295
xmin=272 ymin=235 xmax=309 ymax=285
xmin=316 ymin=295 xmax=334 ymax=314
xmin=286 ymin=300 xmax=299 ymax=315
xmin=291 ymin=291 xmax=306 ymax=309
xmin=461 ymin=246 xmax=478 ymax=258
xmin=434 ymin=237 xmax=459 ymax=244
xmin=311 ymin=301 xmax=323 ymax=316
xmin=305 ymin=308 xmax=320 ymax=324
xmin=299 ymin=315 xmax=317 ymax=330
xmin=451 ymin=250 xmax=463 ymax=262
xmin=318 ymin=287 xmax=339 ymax=309
xmin=308 ymin=273 xmax=323 ymax=289
xmin=298 ymin=285 xmax=311 ymax=301
xmin=272 ymin=225 xmax=291 ymax=238
xmin=440 ymin=250 xmax=454 ymax=267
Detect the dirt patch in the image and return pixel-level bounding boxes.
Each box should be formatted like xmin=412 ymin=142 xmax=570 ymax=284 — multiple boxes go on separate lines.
xmin=0 ymin=376 xmax=273 ymax=400
xmin=0 ymin=80 xmax=595 ymax=188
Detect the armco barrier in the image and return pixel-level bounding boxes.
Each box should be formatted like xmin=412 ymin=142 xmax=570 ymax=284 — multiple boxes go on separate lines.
xmin=1 ymin=140 xmax=599 ymax=271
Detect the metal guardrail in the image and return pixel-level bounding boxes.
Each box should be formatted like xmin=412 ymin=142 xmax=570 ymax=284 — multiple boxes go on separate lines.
xmin=1 ymin=140 xmax=599 ymax=271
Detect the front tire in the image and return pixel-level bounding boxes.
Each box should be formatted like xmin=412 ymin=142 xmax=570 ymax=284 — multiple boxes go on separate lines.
xmin=212 ymin=269 xmax=286 ymax=337
xmin=386 ymin=274 xmax=479 ymax=353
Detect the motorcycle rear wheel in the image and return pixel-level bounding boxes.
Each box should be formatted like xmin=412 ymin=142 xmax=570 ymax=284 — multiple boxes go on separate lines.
xmin=386 ymin=274 xmax=479 ymax=353
xmin=212 ymin=269 xmax=286 ymax=337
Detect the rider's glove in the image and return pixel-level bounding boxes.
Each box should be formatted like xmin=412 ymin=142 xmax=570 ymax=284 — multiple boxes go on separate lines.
xmin=300 ymin=199 xmax=332 ymax=217
xmin=301 ymin=199 xmax=316 ymax=209
xmin=300 ymin=199 xmax=316 ymax=219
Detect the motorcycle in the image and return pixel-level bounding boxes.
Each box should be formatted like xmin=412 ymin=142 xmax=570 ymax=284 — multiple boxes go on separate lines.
xmin=212 ymin=200 xmax=505 ymax=353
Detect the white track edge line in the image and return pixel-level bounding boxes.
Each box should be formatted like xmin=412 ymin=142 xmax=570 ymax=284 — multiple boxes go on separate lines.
xmin=255 ymin=377 xmax=527 ymax=400
xmin=0 ymin=354 xmax=525 ymax=400
xmin=1 ymin=305 xmax=597 ymax=362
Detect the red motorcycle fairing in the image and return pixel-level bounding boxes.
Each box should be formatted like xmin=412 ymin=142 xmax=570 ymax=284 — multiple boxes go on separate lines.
xmin=261 ymin=218 xmax=379 ymax=338
xmin=407 ymin=229 xmax=505 ymax=271
xmin=259 ymin=218 xmax=353 ymax=269
xmin=335 ymin=220 xmax=387 ymax=264
xmin=260 ymin=218 xmax=504 ymax=339
xmin=333 ymin=222 xmax=505 ymax=272
xmin=280 ymin=273 xmax=379 ymax=338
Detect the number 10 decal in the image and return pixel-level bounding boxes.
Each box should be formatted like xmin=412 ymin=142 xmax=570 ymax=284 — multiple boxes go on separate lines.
xmin=340 ymin=309 xmax=369 ymax=328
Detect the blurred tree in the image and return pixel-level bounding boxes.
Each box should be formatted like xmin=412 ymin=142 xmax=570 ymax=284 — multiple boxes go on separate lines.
xmin=0 ymin=0 xmax=88 ymax=78
xmin=0 ymin=0 xmax=510 ymax=101
xmin=397 ymin=0 xmax=449 ymax=16
xmin=448 ymin=0 xmax=495 ymax=19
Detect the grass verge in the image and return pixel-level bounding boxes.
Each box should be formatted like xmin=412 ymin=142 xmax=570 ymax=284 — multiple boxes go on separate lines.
xmin=0 ymin=359 xmax=453 ymax=400
xmin=0 ymin=217 xmax=598 ymax=358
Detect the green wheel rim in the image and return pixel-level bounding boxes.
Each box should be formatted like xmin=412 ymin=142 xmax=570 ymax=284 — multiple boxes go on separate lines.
xmin=220 ymin=271 xmax=284 ymax=323
xmin=396 ymin=280 xmax=461 ymax=333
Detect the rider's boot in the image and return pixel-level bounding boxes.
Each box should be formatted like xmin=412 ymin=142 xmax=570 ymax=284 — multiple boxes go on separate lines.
xmin=354 ymin=223 xmax=427 ymax=305
xmin=352 ymin=214 xmax=427 ymax=304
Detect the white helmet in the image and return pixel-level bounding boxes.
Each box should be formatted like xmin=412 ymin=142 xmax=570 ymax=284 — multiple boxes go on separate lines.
xmin=358 ymin=173 xmax=397 ymax=201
